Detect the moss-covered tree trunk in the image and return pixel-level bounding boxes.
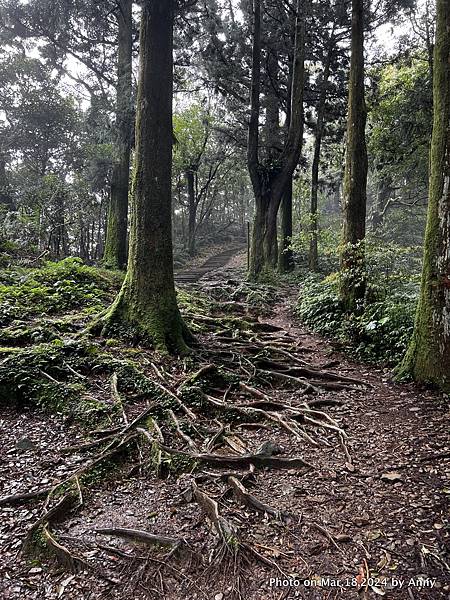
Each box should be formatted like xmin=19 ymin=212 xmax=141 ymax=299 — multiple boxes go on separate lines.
xmin=103 ymin=0 xmax=191 ymax=354
xmin=339 ymin=0 xmax=368 ymax=312
xmin=398 ymin=0 xmax=450 ymax=391
xmin=103 ymin=0 xmax=133 ymax=270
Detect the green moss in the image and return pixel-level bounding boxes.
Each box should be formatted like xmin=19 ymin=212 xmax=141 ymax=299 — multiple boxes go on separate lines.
xmin=0 ymin=258 xmax=123 ymax=329
xmin=101 ymin=276 xmax=193 ymax=355
xmin=80 ymin=458 xmax=120 ymax=487
xmin=397 ymin=0 xmax=450 ymax=392
xmin=0 ymin=340 xmax=113 ymax=423
xmin=178 ymin=385 xmax=207 ymax=409
xmin=0 ymin=324 xmax=58 ymax=346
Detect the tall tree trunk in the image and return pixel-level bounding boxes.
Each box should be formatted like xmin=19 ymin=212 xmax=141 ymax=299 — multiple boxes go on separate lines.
xmin=186 ymin=169 xmax=197 ymax=255
xmin=103 ymin=0 xmax=133 ymax=269
xmin=248 ymin=0 xmax=305 ymax=278
xmin=102 ymin=0 xmax=191 ymax=354
xmin=371 ymin=175 xmax=392 ymax=231
xmin=308 ymin=45 xmax=333 ymax=271
xmin=339 ymin=0 xmax=368 ymax=312
xmin=398 ymin=0 xmax=450 ymax=391
xmin=278 ymin=45 xmax=294 ymax=274
xmin=0 ymin=152 xmax=12 ymax=209
xmin=278 ymin=180 xmax=294 ymax=271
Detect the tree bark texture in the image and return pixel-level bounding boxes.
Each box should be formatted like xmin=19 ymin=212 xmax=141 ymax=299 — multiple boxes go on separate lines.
xmin=103 ymin=0 xmax=133 ymax=270
xmin=398 ymin=0 xmax=450 ymax=391
xmin=339 ymin=0 xmax=368 ymax=312
xmin=103 ymin=0 xmax=191 ymax=354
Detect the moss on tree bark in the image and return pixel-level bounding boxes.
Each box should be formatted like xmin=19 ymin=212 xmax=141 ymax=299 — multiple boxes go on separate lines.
xmin=339 ymin=0 xmax=368 ymax=312
xmin=397 ymin=0 xmax=450 ymax=391
xmin=103 ymin=0 xmax=133 ymax=270
xmin=102 ymin=0 xmax=192 ymax=354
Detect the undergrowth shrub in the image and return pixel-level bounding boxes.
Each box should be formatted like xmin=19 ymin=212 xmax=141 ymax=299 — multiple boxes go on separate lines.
xmin=297 ymin=244 xmax=419 ymax=367
xmin=0 ymin=257 xmax=122 ymax=326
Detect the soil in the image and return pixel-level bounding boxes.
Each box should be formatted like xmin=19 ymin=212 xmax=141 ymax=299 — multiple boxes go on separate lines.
xmin=0 ymin=255 xmax=448 ymax=600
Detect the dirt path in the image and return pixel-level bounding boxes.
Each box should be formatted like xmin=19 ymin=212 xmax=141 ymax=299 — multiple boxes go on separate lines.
xmin=263 ymin=286 xmax=449 ymax=597
xmin=0 ymin=268 xmax=448 ymax=600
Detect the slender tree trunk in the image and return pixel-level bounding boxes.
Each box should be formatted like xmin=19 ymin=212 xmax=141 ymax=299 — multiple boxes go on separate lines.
xmin=371 ymin=175 xmax=392 ymax=231
xmin=309 ymin=134 xmax=320 ymax=271
xmin=398 ymin=0 xmax=450 ymax=391
xmin=339 ymin=0 xmax=368 ymax=312
xmin=278 ymin=47 xmax=294 ymax=273
xmin=309 ymin=47 xmax=332 ymax=271
xmin=103 ymin=0 xmax=133 ymax=269
xmin=102 ymin=0 xmax=191 ymax=354
xmin=278 ymin=180 xmax=294 ymax=271
xmin=247 ymin=0 xmax=264 ymax=275
xmin=0 ymin=153 xmax=12 ymax=208
xmin=186 ymin=169 xmax=197 ymax=255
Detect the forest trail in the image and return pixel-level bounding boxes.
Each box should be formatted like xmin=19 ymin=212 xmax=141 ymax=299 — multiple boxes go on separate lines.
xmin=174 ymin=244 xmax=246 ymax=284
xmin=0 ymin=261 xmax=448 ymax=600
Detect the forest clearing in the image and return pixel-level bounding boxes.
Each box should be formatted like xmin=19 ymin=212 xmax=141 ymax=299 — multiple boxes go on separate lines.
xmin=0 ymin=0 xmax=449 ymax=598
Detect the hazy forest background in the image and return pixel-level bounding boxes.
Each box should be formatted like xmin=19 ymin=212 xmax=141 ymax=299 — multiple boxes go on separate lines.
xmin=0 ymin=0 xmax=448 ymax=598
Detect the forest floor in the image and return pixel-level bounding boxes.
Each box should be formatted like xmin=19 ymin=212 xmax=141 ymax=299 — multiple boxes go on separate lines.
xmin=0 ymin=251 xmax=448 ymax=600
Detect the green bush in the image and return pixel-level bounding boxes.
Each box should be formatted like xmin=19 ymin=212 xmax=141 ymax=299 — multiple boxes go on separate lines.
xmin=0 ymin=257 xmax=121 ymax=326
xmin=297 ymin=271 xmax=417 ymax=367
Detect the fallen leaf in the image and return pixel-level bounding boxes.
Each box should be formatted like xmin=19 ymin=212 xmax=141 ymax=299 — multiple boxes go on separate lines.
xmin=367 ymin=530 xmax=383 ymax=541
xmin=370 ymin=585 xmax=386 ymax=596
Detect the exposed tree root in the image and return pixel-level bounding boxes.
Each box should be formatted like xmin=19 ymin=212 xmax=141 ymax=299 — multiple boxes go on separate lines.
xmin=308 ymin=522 xmax=343 ymax=554
xmin=201 ymin=391 xmax=346 ymax=448
xmin=154 ymin=381 xmax=197 ymax=420
xmin=227 ymin=476 xmax=287 ymax=521
xmin=23 ymin=493 xmax=79 ymax=554
xmin=168 ymin=409 xmax=198 ymax=450
xmin=4 ymin=279 xmax=368 ymax=592
xmin=95 ymin=528 xmax=184 ymax=551
xmin=42 ymin=526 xmax=90 ymax=574
xmin=0 ymin=487 xmax=53 ymax=507
xmin=111 ymin=372 xmax=128 ymax=425
xmin=141 ymin=435 xmax=314 ymax=470
xmin=1 ymin=434 xmax=136 ymax=511
xmin=192 ymin=483 xmax=239 ymax=552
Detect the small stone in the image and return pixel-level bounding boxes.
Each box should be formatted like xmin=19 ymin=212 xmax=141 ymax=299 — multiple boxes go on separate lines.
xmin=15 ymin=437 xmax=37 ymax=451
xmin=215 ymin=593 xmax=224 ymax=600
xmin=380 ymin=472 xmax=402 ymax=484
xmin=29 ymin=567 xmax=42 ymax=574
